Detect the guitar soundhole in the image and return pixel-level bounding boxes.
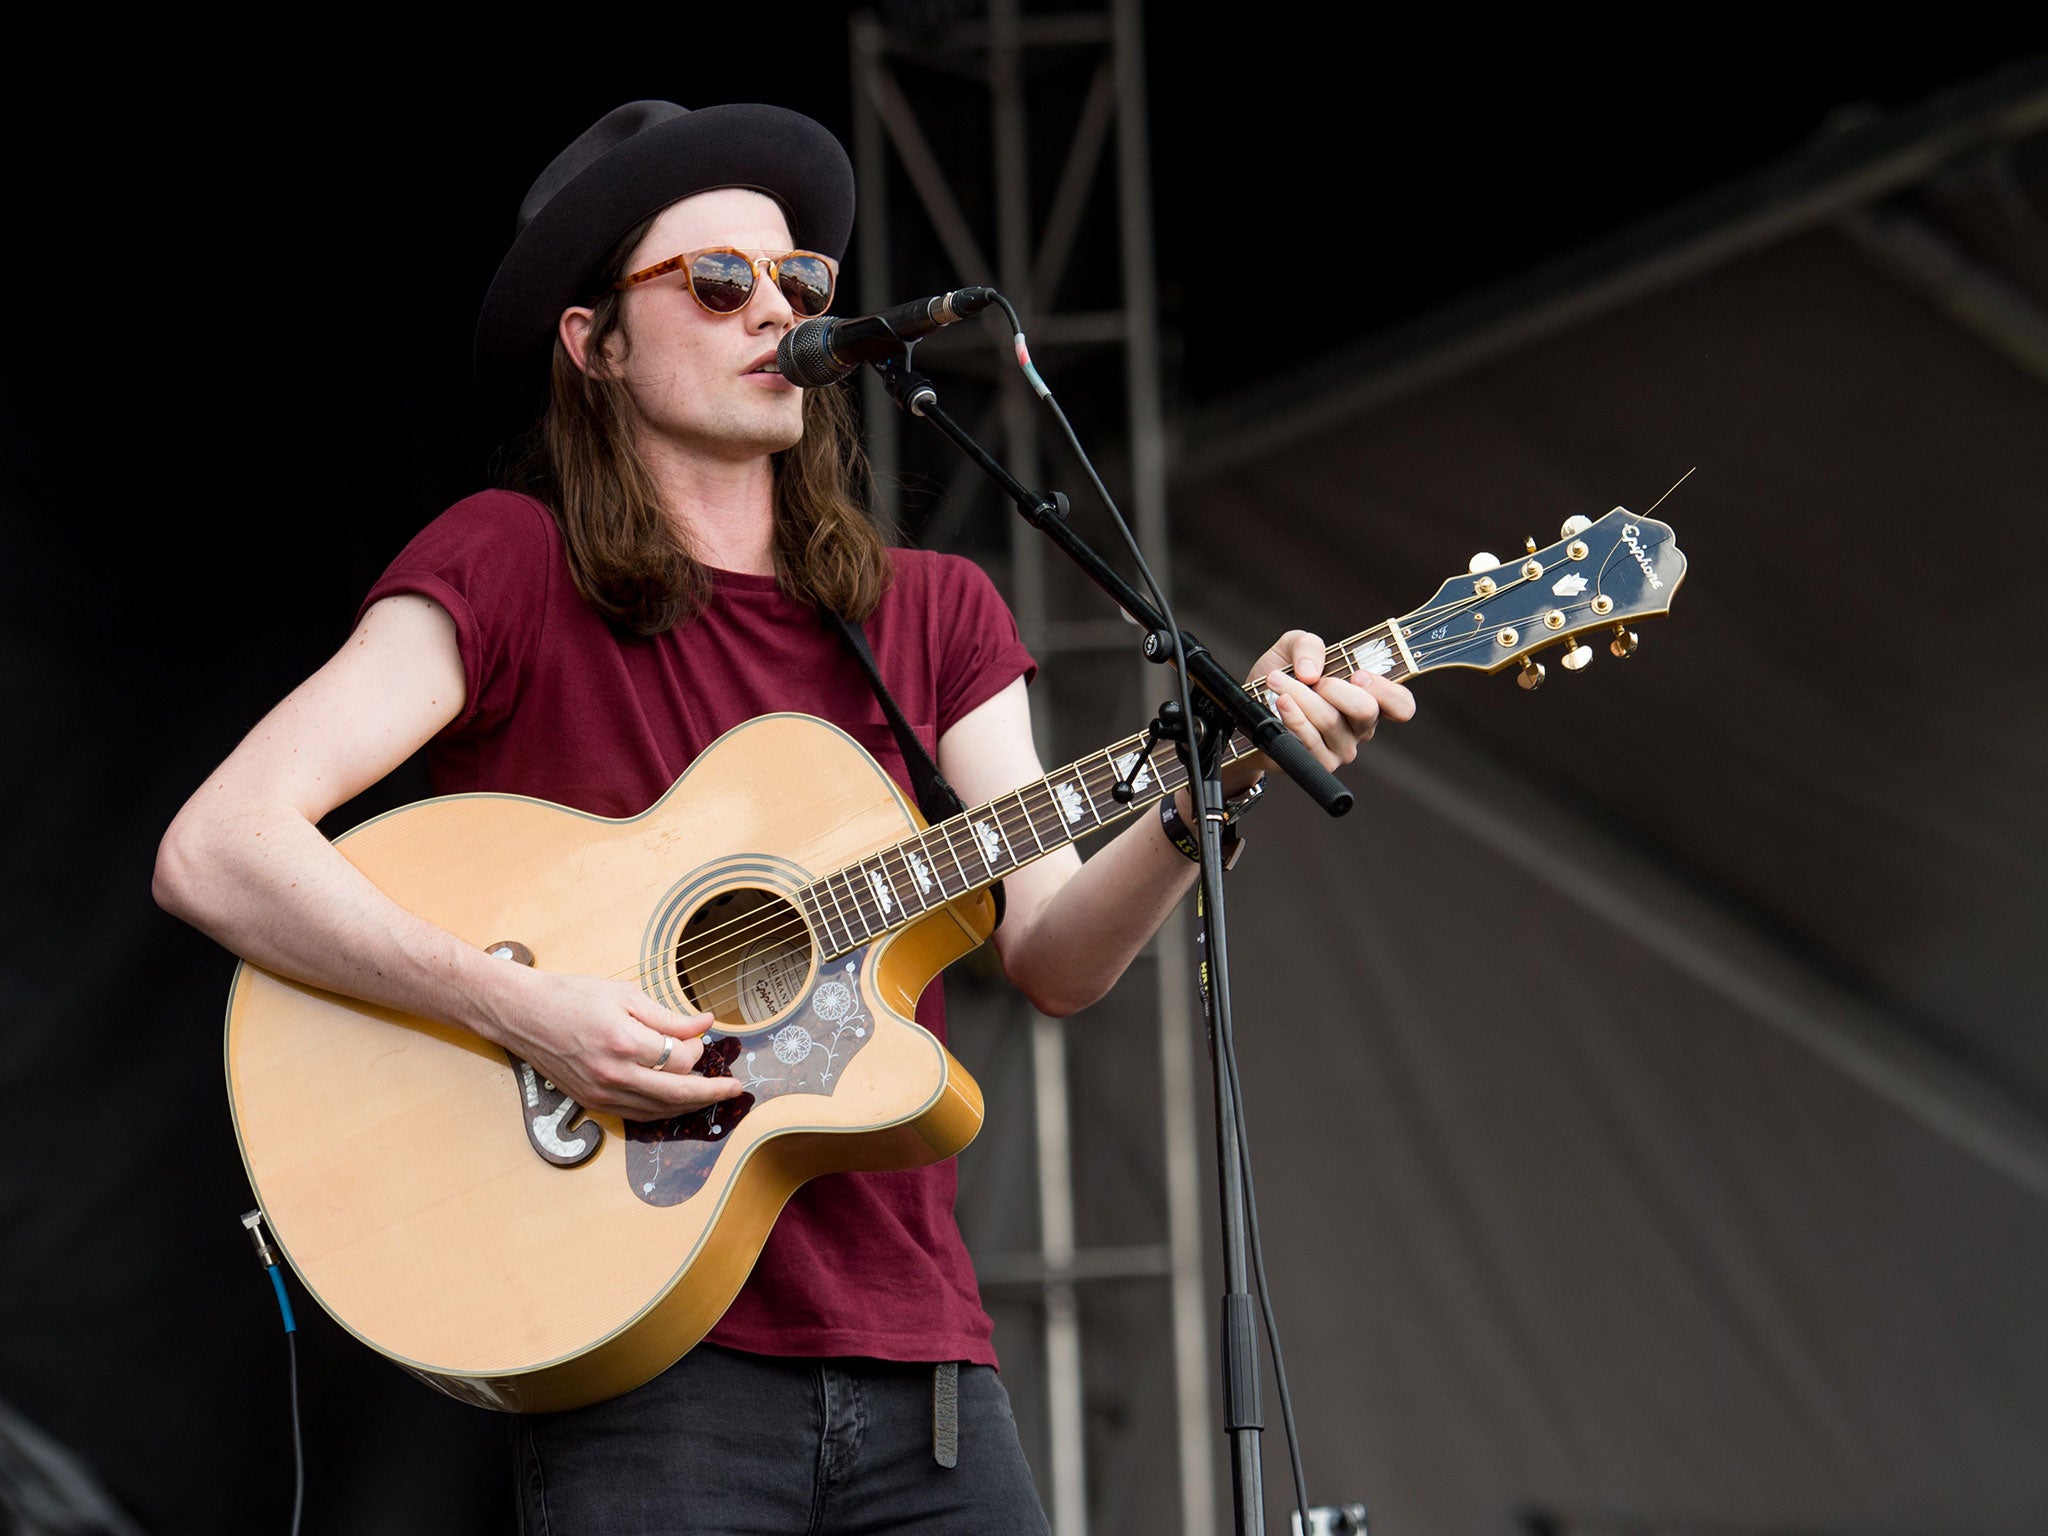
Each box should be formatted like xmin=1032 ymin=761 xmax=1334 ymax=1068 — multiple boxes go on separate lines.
xmin=673 ymin=886 xmax=817 ymax=1032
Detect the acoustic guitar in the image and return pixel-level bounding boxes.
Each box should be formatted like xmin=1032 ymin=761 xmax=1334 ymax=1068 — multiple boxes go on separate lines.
xmin=227 ymin=507 xmax=1686 ymax=1411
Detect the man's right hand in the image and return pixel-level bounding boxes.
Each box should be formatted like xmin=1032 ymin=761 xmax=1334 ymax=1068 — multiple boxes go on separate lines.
xmin=478 ymin=968 xmax=747 ymax=1122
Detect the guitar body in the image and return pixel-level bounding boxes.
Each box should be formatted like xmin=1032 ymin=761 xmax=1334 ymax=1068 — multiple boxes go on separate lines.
xmin=226 ymin=713 xmax=992 ymax=1412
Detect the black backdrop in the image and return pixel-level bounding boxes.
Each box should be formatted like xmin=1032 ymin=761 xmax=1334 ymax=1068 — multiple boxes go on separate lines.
xmin=2 ymin=27 xmax=2038 ymax=1536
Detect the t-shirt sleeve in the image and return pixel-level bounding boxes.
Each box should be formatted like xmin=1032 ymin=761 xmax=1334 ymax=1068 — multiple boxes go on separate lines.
xmin=931 ymin=554 xmax=1038 ymax=737
xmin=356 ymin=490 xmax=557 ymax=736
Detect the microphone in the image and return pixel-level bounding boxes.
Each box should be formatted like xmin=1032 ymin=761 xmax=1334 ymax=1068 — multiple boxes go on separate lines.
xmin=777 ymin=287 xmax=999 ymax=387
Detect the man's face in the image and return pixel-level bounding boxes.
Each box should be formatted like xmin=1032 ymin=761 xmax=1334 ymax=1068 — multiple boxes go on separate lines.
xmin=597 ymin=188 xmax=814 ymax=462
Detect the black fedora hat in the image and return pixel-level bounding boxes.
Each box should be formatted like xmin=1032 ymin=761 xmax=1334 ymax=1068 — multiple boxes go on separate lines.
xmin=475 ymin=100 xmax=855 ymax=420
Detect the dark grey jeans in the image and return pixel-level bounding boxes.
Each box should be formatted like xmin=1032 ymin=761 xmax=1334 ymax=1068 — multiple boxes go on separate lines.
xmin=512 ymin=1345 xmax=1050 ymax=1535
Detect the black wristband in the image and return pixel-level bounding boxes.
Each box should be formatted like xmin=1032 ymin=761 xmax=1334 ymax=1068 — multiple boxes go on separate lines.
xmin=1159 ymin=796 xmax=1247 ymax=870
xmin=1159 ymin=796 xmax=1202 ymax=861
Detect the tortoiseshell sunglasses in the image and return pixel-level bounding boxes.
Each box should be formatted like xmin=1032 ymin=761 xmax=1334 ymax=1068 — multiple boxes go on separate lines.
xmin=613 ymin=247 xmax=838 ymax=318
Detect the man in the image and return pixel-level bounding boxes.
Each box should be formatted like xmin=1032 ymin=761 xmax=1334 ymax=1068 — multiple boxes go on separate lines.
xmin=154 ymin=102 xmax=1413 ymax=1532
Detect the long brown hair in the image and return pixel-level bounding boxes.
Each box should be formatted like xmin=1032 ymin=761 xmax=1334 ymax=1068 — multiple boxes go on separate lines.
xmin=509 ymin=218 xmax=892 ymax=636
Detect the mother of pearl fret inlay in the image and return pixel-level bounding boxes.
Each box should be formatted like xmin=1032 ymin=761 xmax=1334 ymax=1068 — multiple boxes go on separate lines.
xmin=1112 ymin=750 xmax=1153 ymax=794
xmin=867 ymin=868 xmax=896 ymax=915
xmin=906 ymin=849 xmax=933 ymax=895
xmin=1351 ymin=637 xmax=1396 ymax=676
xmin=1055 ymin=781 xmax=1086 ymax=824
xmin=973 ymin=819 xmax=1003 ymax=867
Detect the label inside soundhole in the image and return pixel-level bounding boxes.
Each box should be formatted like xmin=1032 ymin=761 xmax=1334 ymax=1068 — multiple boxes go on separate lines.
xmin=738 ymin=937 xmax=810 ymax=1025
xmin=674 ymin=886 xmax=814 ymax=1030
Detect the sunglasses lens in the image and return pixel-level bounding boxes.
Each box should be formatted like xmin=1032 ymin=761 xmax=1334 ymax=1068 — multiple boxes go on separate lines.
xmin=688 ymin=250 xmax=756 ymax=313
xmin=777 ymin=254 xmax=836 ymax=317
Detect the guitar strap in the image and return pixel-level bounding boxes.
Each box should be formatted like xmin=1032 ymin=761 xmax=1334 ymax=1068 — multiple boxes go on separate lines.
xmin=824 ymin=609 xmax=1005 ymax=929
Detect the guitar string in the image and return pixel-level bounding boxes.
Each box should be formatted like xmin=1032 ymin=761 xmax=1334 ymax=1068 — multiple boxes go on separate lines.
xmin=629 ymin=528 xmax=1673 ymax=990
xmin=641 ymin=577 xmax=1637 ymax=1003
xmin=1386 ymin=520 xmax=1673 ymax=646
xmin=596 ymin=616 xmax=1445 ymax=1002
xmin=604 ymin=617 xmax=1431 ymax=1007
xmin=594 ymin=617 xmax=1422 ymax=1000
xmin=623 ymin=695 xmax=1284 ymax=1007
xmin=587 ymin=645 xmax=1317 ymax=996
xmin=1405 ymin=590 xmax=1637 ymax=671
xmin=616 ymin=749 xmax=1191 ymax=1005
xmin=560 ymin=567 xmax=1646 ymax=1005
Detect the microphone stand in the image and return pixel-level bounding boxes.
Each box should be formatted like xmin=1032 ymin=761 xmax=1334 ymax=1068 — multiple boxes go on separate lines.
xmin=867 ymin=346 xmax=1348 ymax=1536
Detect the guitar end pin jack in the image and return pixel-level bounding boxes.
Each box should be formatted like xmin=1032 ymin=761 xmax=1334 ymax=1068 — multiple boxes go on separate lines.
xmin=242 ymin=1208 xmax=278 ymax=1268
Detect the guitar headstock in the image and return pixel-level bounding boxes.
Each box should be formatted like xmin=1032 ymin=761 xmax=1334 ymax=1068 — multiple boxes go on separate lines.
xmin=1395 ymin=508 xmax=1687 ymax=687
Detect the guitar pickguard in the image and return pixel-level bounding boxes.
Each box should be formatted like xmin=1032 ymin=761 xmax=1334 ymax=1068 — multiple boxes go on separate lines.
xmin=625 ymin=947 xmax=878 ymax=1206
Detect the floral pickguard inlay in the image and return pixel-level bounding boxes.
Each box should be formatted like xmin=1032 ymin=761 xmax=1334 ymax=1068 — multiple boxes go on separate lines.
xmin=625 ymin=951 xmax=877 ymax=1207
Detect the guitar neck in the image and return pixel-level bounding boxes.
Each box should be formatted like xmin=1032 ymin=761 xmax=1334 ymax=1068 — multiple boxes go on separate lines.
xmin=794 ymin=618 xmax=1415 ymax=957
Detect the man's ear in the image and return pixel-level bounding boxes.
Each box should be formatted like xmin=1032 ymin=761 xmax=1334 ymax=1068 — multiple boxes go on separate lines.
xmin=559 ymin=306 xmax=606 ymax=377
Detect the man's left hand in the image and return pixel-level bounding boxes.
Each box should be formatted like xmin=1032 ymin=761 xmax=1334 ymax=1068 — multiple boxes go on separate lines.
xmin=1227 ymin=629 xmax=1416 ymax=794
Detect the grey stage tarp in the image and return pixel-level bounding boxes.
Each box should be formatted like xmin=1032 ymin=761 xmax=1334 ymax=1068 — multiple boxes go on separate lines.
xmin=1110 ymin=132 xmax=2048 ymax=1532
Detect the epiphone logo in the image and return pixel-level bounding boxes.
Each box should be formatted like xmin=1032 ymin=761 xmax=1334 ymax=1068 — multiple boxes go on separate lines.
xmin=1621 ymin=523 xmax=1664 ymax=589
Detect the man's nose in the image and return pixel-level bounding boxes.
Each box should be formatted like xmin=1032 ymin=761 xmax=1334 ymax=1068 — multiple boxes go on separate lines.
xmin=747 ymin=263 xmax=797 ymax=329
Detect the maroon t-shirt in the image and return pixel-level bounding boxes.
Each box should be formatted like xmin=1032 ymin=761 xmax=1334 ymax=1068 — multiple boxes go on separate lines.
xmin=360 ymin=489 xmax=1036 ymax=1366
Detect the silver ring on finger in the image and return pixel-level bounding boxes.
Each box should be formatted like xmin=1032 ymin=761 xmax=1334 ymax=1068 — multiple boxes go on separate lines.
xmin=651 ymin=1036 xmax=676 ymax=1072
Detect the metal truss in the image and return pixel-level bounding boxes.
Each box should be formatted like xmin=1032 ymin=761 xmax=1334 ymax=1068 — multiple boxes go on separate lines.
xmin=851 ymin=5 xmax=1211 ymax=1533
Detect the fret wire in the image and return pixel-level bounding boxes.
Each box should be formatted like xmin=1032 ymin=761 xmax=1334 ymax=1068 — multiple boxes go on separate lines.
xmin=978 ymin=805 xmax=1013 ymax=875
xmin=1098 ymin=746 xmax=1128 ymax=804
xmin=922 ymin=830 xmax=954 ymax=901
xmin=895 ymin=839 xmax=932 ymax=913
xmin=824 ymin=888 xmax=855 ymax=956
xmin=872 ymin=848 xmax=913 ymax=923
xmin=851 ymin=856 xmax=886 ymax=928
xmin=923 ymin=831 xmax=954 ymax=899
xmin=1035 ymin=778 xmax=1079 ymax=844
xmin=835 ymin=865 xmax=879 ymax=941
xmin=852 ymin=859 xmax=890 ymax=929
xmin=1147 ymin=743 xmax=1174 ymax=787
xmin=827 ymin=868 xmax=866 ymax=942
xmin=970 ymin=806 xmax=1011 ymax=876
xmin=1094 ymin=746 xmax=1136 ymax=818
xmin=1065 ymin=764 xmax=1105 ymax=828
xmin=818 ymin=871 xmax=859 ymax=946
xmin=931 ymin=816 xmax=976 ymax=893
xmin=1009 ymin=788 xmax=1048 ymax=855
xmin=799 ymin=886 xmax=839 ymax=956
xmin=992 ymin=788 xmax=1031 ymax=846
xmin=868 ymin=844 xmax=906 ymax=916
xmin=877 ymin=840 xmax=927 ymax=916
xmin=1035 ymin=773 xmax=1090 ymax=846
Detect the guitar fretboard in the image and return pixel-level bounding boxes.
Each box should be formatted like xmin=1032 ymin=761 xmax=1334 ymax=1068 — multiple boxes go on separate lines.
xmin=795 ymin=618 xmax=1415 ymax=957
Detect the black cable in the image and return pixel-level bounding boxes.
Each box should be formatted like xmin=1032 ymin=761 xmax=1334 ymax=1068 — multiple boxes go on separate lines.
xmin=991 ymin=293 xmax=1318 ymax=1533
xmin=287 ymin=1329 xmax=304 ymax=1536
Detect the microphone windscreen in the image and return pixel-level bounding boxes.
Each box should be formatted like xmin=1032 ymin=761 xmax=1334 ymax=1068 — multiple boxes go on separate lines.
xmin=777 ymin=321 xmax=848 ymax=389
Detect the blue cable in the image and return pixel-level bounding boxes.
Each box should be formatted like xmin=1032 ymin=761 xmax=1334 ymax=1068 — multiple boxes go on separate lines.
xmin=267 ymin=1264 xmax=297 ymax=1333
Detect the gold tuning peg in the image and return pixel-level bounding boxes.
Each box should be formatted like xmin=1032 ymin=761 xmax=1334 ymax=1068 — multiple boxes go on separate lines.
xmin=1517 ymin=657 xmax=1546 ymax=691
xmin=1560 ymin=640 xmax=1594 ymax=672
xmin=1524 ymin=536 xmax=1539 ymax=554
xmin=1610 ymin=625 xmax=1638 ymax=658
xmin=1468 ymin=551 xmax=1501 ymax=574
xmin=1560 ymin=514 xmax=1593 ymax=538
